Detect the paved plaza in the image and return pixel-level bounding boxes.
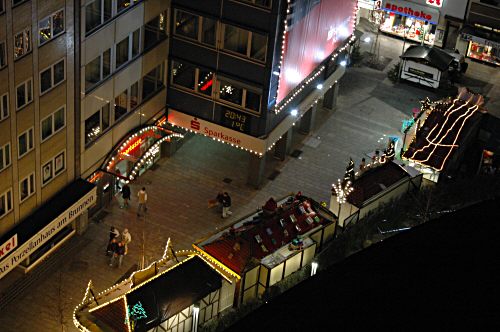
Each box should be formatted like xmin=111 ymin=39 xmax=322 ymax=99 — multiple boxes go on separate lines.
xmin=0 ymin=29 xmax=498 ymax=331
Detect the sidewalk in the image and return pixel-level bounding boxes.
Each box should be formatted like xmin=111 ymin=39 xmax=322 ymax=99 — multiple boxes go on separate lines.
xmin=1 ymin=29 xmax=498 ymax=332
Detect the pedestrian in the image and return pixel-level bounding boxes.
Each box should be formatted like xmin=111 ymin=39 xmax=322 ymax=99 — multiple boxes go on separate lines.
xmin=108 ymin=238 xmax=118 ymax=262
xmin=372 ymin=150 xmax=380 ymax=163
xmin=137 ymin=187 xmax=148 ymax=216
xmin=115 ymin=242 xmax=126 ymax=268
xmin=121 ymin=228 xmax=132 ymax=255
xmin=359 ymin=158 xmax=366 ymax=172
xmin=109 ymin=226 xmax=120 ymax=243
xmin=115 ymin=169 xmax=122 ymax=192
xmin=216 ymin=191 xmax=224 ymax=211
xmin=221 ymin=192 xmax=232 ymax=218
xmin=121 ymin=183 xmax=131 ymax=208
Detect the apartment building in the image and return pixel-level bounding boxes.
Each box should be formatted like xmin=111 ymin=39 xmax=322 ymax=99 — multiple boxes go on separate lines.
xmin=166 ymin=0 xmax=358 ymax=186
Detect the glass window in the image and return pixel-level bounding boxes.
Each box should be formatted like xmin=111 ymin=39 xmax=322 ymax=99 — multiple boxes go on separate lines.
xmin=40 ymin=59 xmax=65 ymax=94
xmin=142 ymin=64 xmax=164 ymax=100
xmin=0 ymin=0 xmax=4 ymax=14
xmin=0 ymin=189 xmax=13 ymax=218
xmin=14 ymin=27 xmax=31 ymax=59
xmin=20 ymin=173 xmax=35 ymax=202
xmin=117 ymin=0 xmax=131 ymax=13
xmin=1 ymin=93 xmax=8 ymax=121
xmin=171 ymin=61 xmax=195 ymax=90
xmin=0 ymin=143 xmax=11 ymax=172
xmin=38 ymin=17 xmax=51 ymax=44
xmin=16 ymin=79 xmax=32 ymax=110
xmin=53 ymin=10 xmax=64 ymax=35
xmin=41 ymin=116 xmax=53 ymax=140
xmin=245 ymin=90 xmax=261 ymax=112
xmin=144 ymin=12 xmax=167 ymax=50
xmin=18 ymin=127 xmax=34 ymax=158
xmin=175 ymin=10 xmax=198 ymax=40
xmin=54 ymin=152 xmax=65 ymax=175
xmin=54 ymin=107 xmax=65 ymax=131
xmin=85 ymin=0 xmax=101 ymax=32
xmin=198 ymin=69 xmax=214 ymax=96
xmin=250 ymin=32 xmax=267 ymax=61
xmin=201 ymin=17 xmax=216 ymax=46
xmin=116 ymin=37 xmax=129 ymax=68
xmin=132 ymin=29 xmax=140 ymax=57
xmin=224 ymin=25 xmax=248 ymax=56
xmin=85 ymin=56 xmax=101 ymax=91
xmin=54 ymin=59 xmax=65 ymax=84
xmin=39 ymin=10 xmax=65 ymax=45
xmin=102 ymin=102 xmax=110 ymax=130
xmin=114 ymin=90 xmax=128 ymax=121
xmin=219 ymin=80 xmax=243 ymax=106
xmin=103 ymin=49 xmax=111 ymax=77
xmin=130 ymin=82 xmax=139 ymax=110
xmin=40 ymin=68 xmax=52 ymax=93
xmin=85 ymin=111 xmax=101 ymax=145
xmin=0 ymin=41 xmax=6 ymax=68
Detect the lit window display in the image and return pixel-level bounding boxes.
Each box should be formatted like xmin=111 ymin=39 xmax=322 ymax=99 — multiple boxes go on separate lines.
xmin=379 ymin=12 xmax=436 ymax=45
xmin=467 ymin=41 xmax=500 ymax=66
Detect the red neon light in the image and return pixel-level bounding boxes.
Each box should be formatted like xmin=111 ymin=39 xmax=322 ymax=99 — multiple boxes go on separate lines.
xmin=200 ymin=79 xmax=213 ymax=91
xmin=122 ymin=138 xmax=143 ymax=155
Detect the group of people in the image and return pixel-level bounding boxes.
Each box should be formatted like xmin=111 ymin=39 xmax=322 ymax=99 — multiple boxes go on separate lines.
xmin=118 ymin=182 xmax=148 ymax=217
xmin=107 ymin=227 xmax=132 ymax=268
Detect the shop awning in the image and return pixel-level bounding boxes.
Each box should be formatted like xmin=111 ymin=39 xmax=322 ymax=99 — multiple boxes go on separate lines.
xmin=401 ymin=45 xmax=454 ymax=71
xmin=0 ymin=179 xmax=96 ymax=279
xmin=460 ymin=25 xmax=500 ymax=49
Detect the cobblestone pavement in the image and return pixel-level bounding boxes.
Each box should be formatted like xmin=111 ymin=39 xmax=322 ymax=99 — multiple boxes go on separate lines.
xmin=0 ymin=29 xmax=498 ymax=332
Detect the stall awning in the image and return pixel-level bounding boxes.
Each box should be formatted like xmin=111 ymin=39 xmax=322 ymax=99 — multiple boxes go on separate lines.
xmin=401 ymin=45 xmax=454 ymax=71
xmin=0 ymin=179 xmax=96 ymax=279
xmin=460 ymin=25 xmax=500 ymax=49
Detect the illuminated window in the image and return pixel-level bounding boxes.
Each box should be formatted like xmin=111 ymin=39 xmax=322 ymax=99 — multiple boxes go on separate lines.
xmin=144 ymin=12 xmax=167 ymax=50
xmin=198 ymin=69 xmax=214 ymax=96
xmin=117 ymin=0 xmax=131 ymax=13
xmin=0 ymin=188 xmax=13 ymax=219
xmin=174 ymin=10 xmax=217 ymax=46
xmin=18 ymin=127 xmax=34 ymax=158
xmin=14 ymin=27 xmax=31 ymax=59
xmin=217 ymin=79 xmax=262 ymax=113
xmin=223 ymin=24 xmax=267 ymax=61
xmin=16 ymin=78 xmax=33 ymax=110
xmin=219 ymin=80 xmax=243 ymax=105
xmin=0 ymin=142 xmax=11 ymax=172
xmin=85 ymin=103 xmax=109 ymax=146
xmin=19 ymin=173 xmax=35 ymax=202
xmin=114 ymin=89 xmax=128 ymax=121
xmin=0 ymin=93 xmax=8 ymax=121
xmin=40 ymin=58 xmax=65 ymax=95
xmin=41 ymin=106 xmax=65 ymax=142
xmin=115 ymin=28 xmax=141 ymax=69
xmin=171 ymin=60 xmax=195 ymax=90
xmin=38 ymin=9 xmax=65 ymax=45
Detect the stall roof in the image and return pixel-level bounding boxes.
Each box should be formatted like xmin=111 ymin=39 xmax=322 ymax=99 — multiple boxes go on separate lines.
xmin=347 ymin=161 xmax=412 ymax=208
xmin=196 ymin=196 xmax=336 ymax=275
xmin=401 ymin=45 xmax=455 ymax=71
xmin=226 ymin=197 xmax=500 ymax=331
xmin=403 ymin=94 xmax=485 ymax=172
xmin=87 ymin=256 xmax=222 ymax=331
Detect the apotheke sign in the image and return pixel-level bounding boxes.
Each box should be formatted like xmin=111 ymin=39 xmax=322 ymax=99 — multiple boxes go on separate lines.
xmin=167 ymin=110 xmax=266 ymax=154
xmin=381 ymin=0 xmax=440 ymax=24
xmin=0 ymin=187 xmax=97 ymax=279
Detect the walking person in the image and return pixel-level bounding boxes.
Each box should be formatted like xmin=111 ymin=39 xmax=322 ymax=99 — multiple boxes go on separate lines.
xmin=115 ymin=242 xmax=126 ymax=268
xmin=121 ymin=229 xmax=132 ymax=255
xmin=108 ymin=238 xmax=118 ymax=264
xmin=137 ymin=187 xmax=148 ymax=216
xmin=109 ymin=226 xmax=120 ymax=243
xmin=221 ymin=192 xmax=232 ymax=218
xmin=121 ymin=183 xmax=131 ymax=208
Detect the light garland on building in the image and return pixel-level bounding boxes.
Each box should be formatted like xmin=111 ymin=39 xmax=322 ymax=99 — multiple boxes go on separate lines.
xmin=192 ymin=244 xmax=241 ymax=280
xmin=332 ymin=178 xmax=354 ymax=204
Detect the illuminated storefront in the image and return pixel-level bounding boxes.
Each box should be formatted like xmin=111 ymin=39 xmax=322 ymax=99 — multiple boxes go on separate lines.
xmin=462 ymin=25 xmax=500 ymax=66
xmin=379 ymin=0 xmax=440 ymax=45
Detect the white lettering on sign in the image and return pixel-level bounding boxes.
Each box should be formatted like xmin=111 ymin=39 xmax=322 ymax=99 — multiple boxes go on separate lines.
xmin=426 ymin=0 xmax=442 ymax=8
xmin=0 ymin=235 xmax=17 ymax=261
xmin=381 ymin=0 xmax=440 ymax=24
xmin=0 ymin=187 xmax=97 ymax=280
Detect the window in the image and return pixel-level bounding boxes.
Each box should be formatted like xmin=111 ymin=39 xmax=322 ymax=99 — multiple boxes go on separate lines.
xmin=0 ymin=142 xmax=11 ymax=172
xmin=171 ymin=60 xmax=195 ymax=90
xmin=12 ymin=0 xmax=28 ymax=6
xmin=142 ymin=64 xmax=164 ymax=100
xmin=174 ymin=11 xmax=217 ymax=46
xmin=130 ymin=81 xmax=139 ymax=110
xmin=19 ymin=173 xmax=35 ymax=202
xmin=115 ymin=28 xmax=141 ymax=69
xmin=42 ymin=151 xmax=65 ymax=186
xmin=16 ymin=78 xmax=33 ymax=110
xmin=217 ymin=79 xmax=262 ymax=113
xmin=40 ymin=59 xmax=65 ymax=94
xmin=0 ymin=41 xmax=6 ymax=69
xmin=85 ymin=49 xmax=111 ymax=92
xmin=41 ymin=106 xmax=65 ymax=141
xmin=223 ymin=24 xmax=267 ymax=61
xmin=117 ymin=0 xmax=131 ymax=13
xmin=144 ymin=12 xmax=167 ymax=50
xmin=18 ymin=127 xmax=34 ymax=158
xmin=1 ymin=0 xmax=4 ymax=14
xmin=114 ymin=90 xmax=128 ymax=121
xmin=1 ymin=93 xmax=8 ymax=121
xmin=85 ymin=0 xmax=112 ymax=34
xmin=85 ymin=102 xmax=110 ymax=145
xmin=14 ymin=27 xmax=31 ymax=59
xmin=39 ymin=9 xmax=65 ymax=45
xmin=236 ymin=0 xmax=272 ymax=8
xmin=0 ymin=189 xmax=13 ymax=219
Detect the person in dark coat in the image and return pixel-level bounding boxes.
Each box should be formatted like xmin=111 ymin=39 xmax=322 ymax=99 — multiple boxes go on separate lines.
xmin=121 ymin=184 xmax=131 ymax=208
xmin=221 ymin=192 xmax=232 ymax=218
xmin=107 ymin=237 xmax=118 ymax=258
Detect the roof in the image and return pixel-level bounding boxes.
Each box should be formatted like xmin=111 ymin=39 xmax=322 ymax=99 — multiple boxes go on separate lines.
xmin=0 ymin=179 xmax=95 ymax=248
xmin=85 ymin=256 xmax=222 ymax=332
xmin=227 ymin=197 xmax=500 ymax=331
xmin=347 ymin=161 xmax=411 ymax=207
xmin=401 ymin=45 xmax=455 ymax=71
xmin=403 ymin=96 xmax=485 ymax=172
xmin=197 ymin=196 xmax=336 ymax=275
